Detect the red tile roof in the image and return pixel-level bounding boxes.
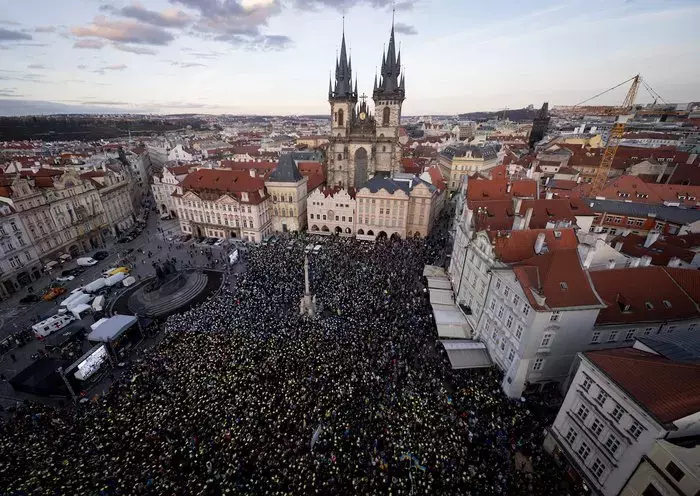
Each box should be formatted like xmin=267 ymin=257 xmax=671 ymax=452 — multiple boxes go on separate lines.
xmin=573 ymin=175 xmax=700 ymax=207
xmin=181 ymin=169 xmax=267 ymax=205
xmin=584 ymin=348 xmax=700 ymax=424
xmin=466 ymin=178 xmax=537 ymax=202
xmin=611 ymin=233 xmax=698 ymax=266
xmin=425 ymin=166 xmax=446 ymax=192
xmin=663 ymin=267 xmax=700 ymax=307
xmin=471 ymin=198 xmax=592 ymax=231
xmin=513 ymin=249 xmax=602 ymax=310
xmin=589 ymin=267 xmax=699 ymax=325
xmin=401 ymin=157 xmax=421 ymax=175
xmin=488 ymin=228 xmax=578 ymax=263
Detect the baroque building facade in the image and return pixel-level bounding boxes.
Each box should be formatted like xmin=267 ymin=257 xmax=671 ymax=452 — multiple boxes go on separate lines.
xmin=326 ymin=23 xmax=405 ymax=189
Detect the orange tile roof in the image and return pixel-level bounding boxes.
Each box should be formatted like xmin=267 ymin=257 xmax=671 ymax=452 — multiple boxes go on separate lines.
xmin=513 ymin=249 xmax=602 ymax=310
xmin=488 ymin=228 xmax=578 ymax=264
xmin=589 ymin=267 xmax=699 ymax=325
xmin=585 ymin=348 xmax=700 ymax=424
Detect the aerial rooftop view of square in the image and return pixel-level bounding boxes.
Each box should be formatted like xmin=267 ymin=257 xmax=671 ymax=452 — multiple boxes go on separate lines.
xmin=0 ymin=1 xmax=699 ymax=494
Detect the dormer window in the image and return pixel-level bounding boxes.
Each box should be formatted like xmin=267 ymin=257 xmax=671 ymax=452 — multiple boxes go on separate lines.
xmin=560 ymin=282 xmax=568 ymax=290
xmin=663 ymin=300 xmax=672 ymax=308
xmin=645 ymin=302 xmax=654 ymax=310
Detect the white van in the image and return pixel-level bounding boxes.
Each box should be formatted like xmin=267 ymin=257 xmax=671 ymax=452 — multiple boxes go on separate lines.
xmin=91 ymin=295 xmax=105 ymax=312
xmin=312 ymin=244 xmax=322 ymax=255
xmin=32 ymin=314 xmax=75 ymax=338
xmin=76 ymin=257 xmax=98 ymax=266
xmin=70 ymin=303 xmax=92 ymax=320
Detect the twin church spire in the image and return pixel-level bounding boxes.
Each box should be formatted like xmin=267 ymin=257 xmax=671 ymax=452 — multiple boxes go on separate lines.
xmin=329 ymin=17 xmax=405 ymax=103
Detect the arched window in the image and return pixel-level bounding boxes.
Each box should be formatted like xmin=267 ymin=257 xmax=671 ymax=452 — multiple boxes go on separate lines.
xmin=337 ymin=153 xmax=342 ymax=160
xmin=338 ymin=109 xmax=344 ymax=126
xmin=382 ymin=107 xmax=390 ymax=126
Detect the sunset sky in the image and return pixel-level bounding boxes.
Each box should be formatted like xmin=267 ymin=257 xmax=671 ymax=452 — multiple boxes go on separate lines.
xmin=0 ymin=0 xmax=698 ymax=115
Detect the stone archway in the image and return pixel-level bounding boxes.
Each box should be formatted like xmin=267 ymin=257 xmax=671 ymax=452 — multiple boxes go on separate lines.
xmin=321 ymin=225 xmax=329 ymax=232
xmin=357 ymin=229 xmax=364 ymax=235
xmin=377 ymin=231 xmax=388 ymax=240
xmin=367 ymin=230 xmax=374 ymax=236
xmin=354 ymin=147 xmax=368 ymax=189
xmin=311 ymin=225 xmax=319 ymax=231
xmin=390 ymin=232 xmax=401 ymax=241
xmin=335 ymin=226 xmax=342 ymax=234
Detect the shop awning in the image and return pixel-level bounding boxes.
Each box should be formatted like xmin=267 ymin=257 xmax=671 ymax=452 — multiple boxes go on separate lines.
xmin=441 ymin=340 xmax=492 ymax=369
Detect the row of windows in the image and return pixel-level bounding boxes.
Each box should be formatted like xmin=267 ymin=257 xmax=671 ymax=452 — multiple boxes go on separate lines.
xmin=310 ymin=214 xmax=352 ymax=223
xmin=580 ymin=374 xmax=645 ymax=441
xmin=178 ymin=198 xmax=253 ymax=214
xmin=564 ymin=426 xmax=607 ymax=481
xmin=588 ymin=326 xmax=675 ymax=344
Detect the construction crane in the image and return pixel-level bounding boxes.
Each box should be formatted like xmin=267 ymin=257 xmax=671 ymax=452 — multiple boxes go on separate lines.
xmin=552 ymin=75 xmax=677 ymax=196
xmin=587 ymin=75 xmax=640 ymax=196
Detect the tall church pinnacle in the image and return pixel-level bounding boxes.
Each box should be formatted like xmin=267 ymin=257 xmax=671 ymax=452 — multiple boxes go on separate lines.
xmin=330 ymin=17 xmax=356 ymax=101
xmin=373 ymin=18 xmax=404 ymax=102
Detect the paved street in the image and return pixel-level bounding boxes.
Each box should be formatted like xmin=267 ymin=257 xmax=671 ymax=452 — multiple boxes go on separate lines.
xmin=0 ymin=212 xmax=245 ymax=405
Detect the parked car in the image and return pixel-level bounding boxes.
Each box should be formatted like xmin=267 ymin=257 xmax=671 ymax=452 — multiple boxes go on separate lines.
xmin=103 ymin=266 xmax=129 ymax=277
xmin=205 ymin=238 xmax=217 ymax=245
xmin=20 ymin=294 xmax=41 ymax=304
xmin=43 ymin=286 xmax=67 ymax=301
xmin=160 ymin=213 xmax=171 ymax=220
xmin=214 ymin=238 xmax=226 ymax=247
xmin=92 ymin=251 xmax=109 ymax=260
xmin=76 ymin=257 xmax=98 ymax=266
xmin=55 ymin=275 xmax=75 ymax=282
xmin=61 ymin=268 xmax=84 ymax=278
xmin=179 ymin=234 xmax=192 ymax=242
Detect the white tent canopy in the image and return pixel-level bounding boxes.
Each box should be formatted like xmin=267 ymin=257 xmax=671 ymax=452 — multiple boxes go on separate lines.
xmin=441 ymin=340 xmax=492 ymax=369
xmin=87 ymin=314 xmax=138 ymax=343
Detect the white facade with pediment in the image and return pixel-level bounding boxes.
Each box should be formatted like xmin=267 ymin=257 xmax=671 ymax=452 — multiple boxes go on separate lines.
xmin=175 ymin=189 xmax=272 ymax=243
xmin=152 ymin=167 xmax=188 ymax=219
xmin=307 ymin=189 xmax=356 ymax=236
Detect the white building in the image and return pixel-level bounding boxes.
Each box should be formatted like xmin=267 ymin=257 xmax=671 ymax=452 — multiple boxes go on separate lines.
xmin=152 ymin=165 xmax=193 ymax=218
xmin=544 ymin=348 xmax=700 ymax=496
xmin=622 ymin=437 xmax=700 ymax=496
xmin=174 ymin=168 xmax=273 ymax=242
xmin=167 ymin=144 xmax=196 ymax=162
xmin=0 ymin=198 xmax=41 ymax=298
xmin=307 ymin=187 xmax=356 ymax=236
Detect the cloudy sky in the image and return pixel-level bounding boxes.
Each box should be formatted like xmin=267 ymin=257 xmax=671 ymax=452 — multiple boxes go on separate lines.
xmin=0 ymin=0 xmax=698 ymax=115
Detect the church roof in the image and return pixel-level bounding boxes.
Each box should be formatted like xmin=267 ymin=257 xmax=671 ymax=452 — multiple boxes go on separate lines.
xmin=267 ymin=154 xmax=303 ymax=183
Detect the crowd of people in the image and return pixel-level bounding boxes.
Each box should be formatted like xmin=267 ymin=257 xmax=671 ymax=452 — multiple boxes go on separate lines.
xmin=0 ymin=214 xmax=583 ymax=495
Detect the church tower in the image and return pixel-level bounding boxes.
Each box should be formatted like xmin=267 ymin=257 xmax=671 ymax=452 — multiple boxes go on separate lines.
xmin=325 ymin=17 xmax=405 ymax=187
xmin=373 ymin=20 xmax=405 ymax=173
xmin=328 ymin=27 xmax=357 ymax=139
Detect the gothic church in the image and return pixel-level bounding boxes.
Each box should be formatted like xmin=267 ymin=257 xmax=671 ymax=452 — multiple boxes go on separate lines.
xmin=327 ymin=21 xmax=405 ymax=188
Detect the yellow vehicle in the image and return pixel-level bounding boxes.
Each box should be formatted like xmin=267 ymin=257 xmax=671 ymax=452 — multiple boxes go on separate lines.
xmin=102 ymin=266 xmax=130 ymax=277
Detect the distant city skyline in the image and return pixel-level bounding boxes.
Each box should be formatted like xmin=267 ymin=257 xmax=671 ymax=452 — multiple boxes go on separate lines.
xmin=0 ymin=0 xmax=699 ymax=116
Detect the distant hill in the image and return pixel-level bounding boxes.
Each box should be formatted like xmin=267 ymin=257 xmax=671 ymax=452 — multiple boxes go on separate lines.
xmin=458 ymin=107 xmax=538 ymax=123
xmin=0 ymin=115 xmax=209 ymax=141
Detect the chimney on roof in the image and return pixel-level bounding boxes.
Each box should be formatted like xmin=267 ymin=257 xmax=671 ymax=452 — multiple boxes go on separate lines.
xmin=628 ymin=257 xmax=640 ymax=268
xmin=545 ymin=191 xmax=553 ymax=200
xmin=614 ymin=240 xmax=623 ymax=251
xmin=639 ymin=255 xmax=652 ymax=267
xmin=534 ymin=232 xmax=546 ymax=254
xmin=668 ymin=257 xmax=683 ymax=268
xmin=513 ymin=197 xmax=523 ymax=215
xmin=506 ymin=182 xmax=512 ymax=193
xmin=576 ymin=176 xmax=582 ymax=184
xmin=607 ymin=259 xmax=616 ymax=269
xmin=644 ymin=230 xmax=660 ymax=248
xmin=523 ymin=207 xmax=533 ymax=230
xmin=249 ymin=169 xmax=256 ymax=178
xmin=581 ymin=244 xmax=596 ymax=269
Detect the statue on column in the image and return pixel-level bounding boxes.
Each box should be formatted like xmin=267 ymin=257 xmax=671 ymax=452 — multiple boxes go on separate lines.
xmin=299 ymin=255 xmax=317 ymax=318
